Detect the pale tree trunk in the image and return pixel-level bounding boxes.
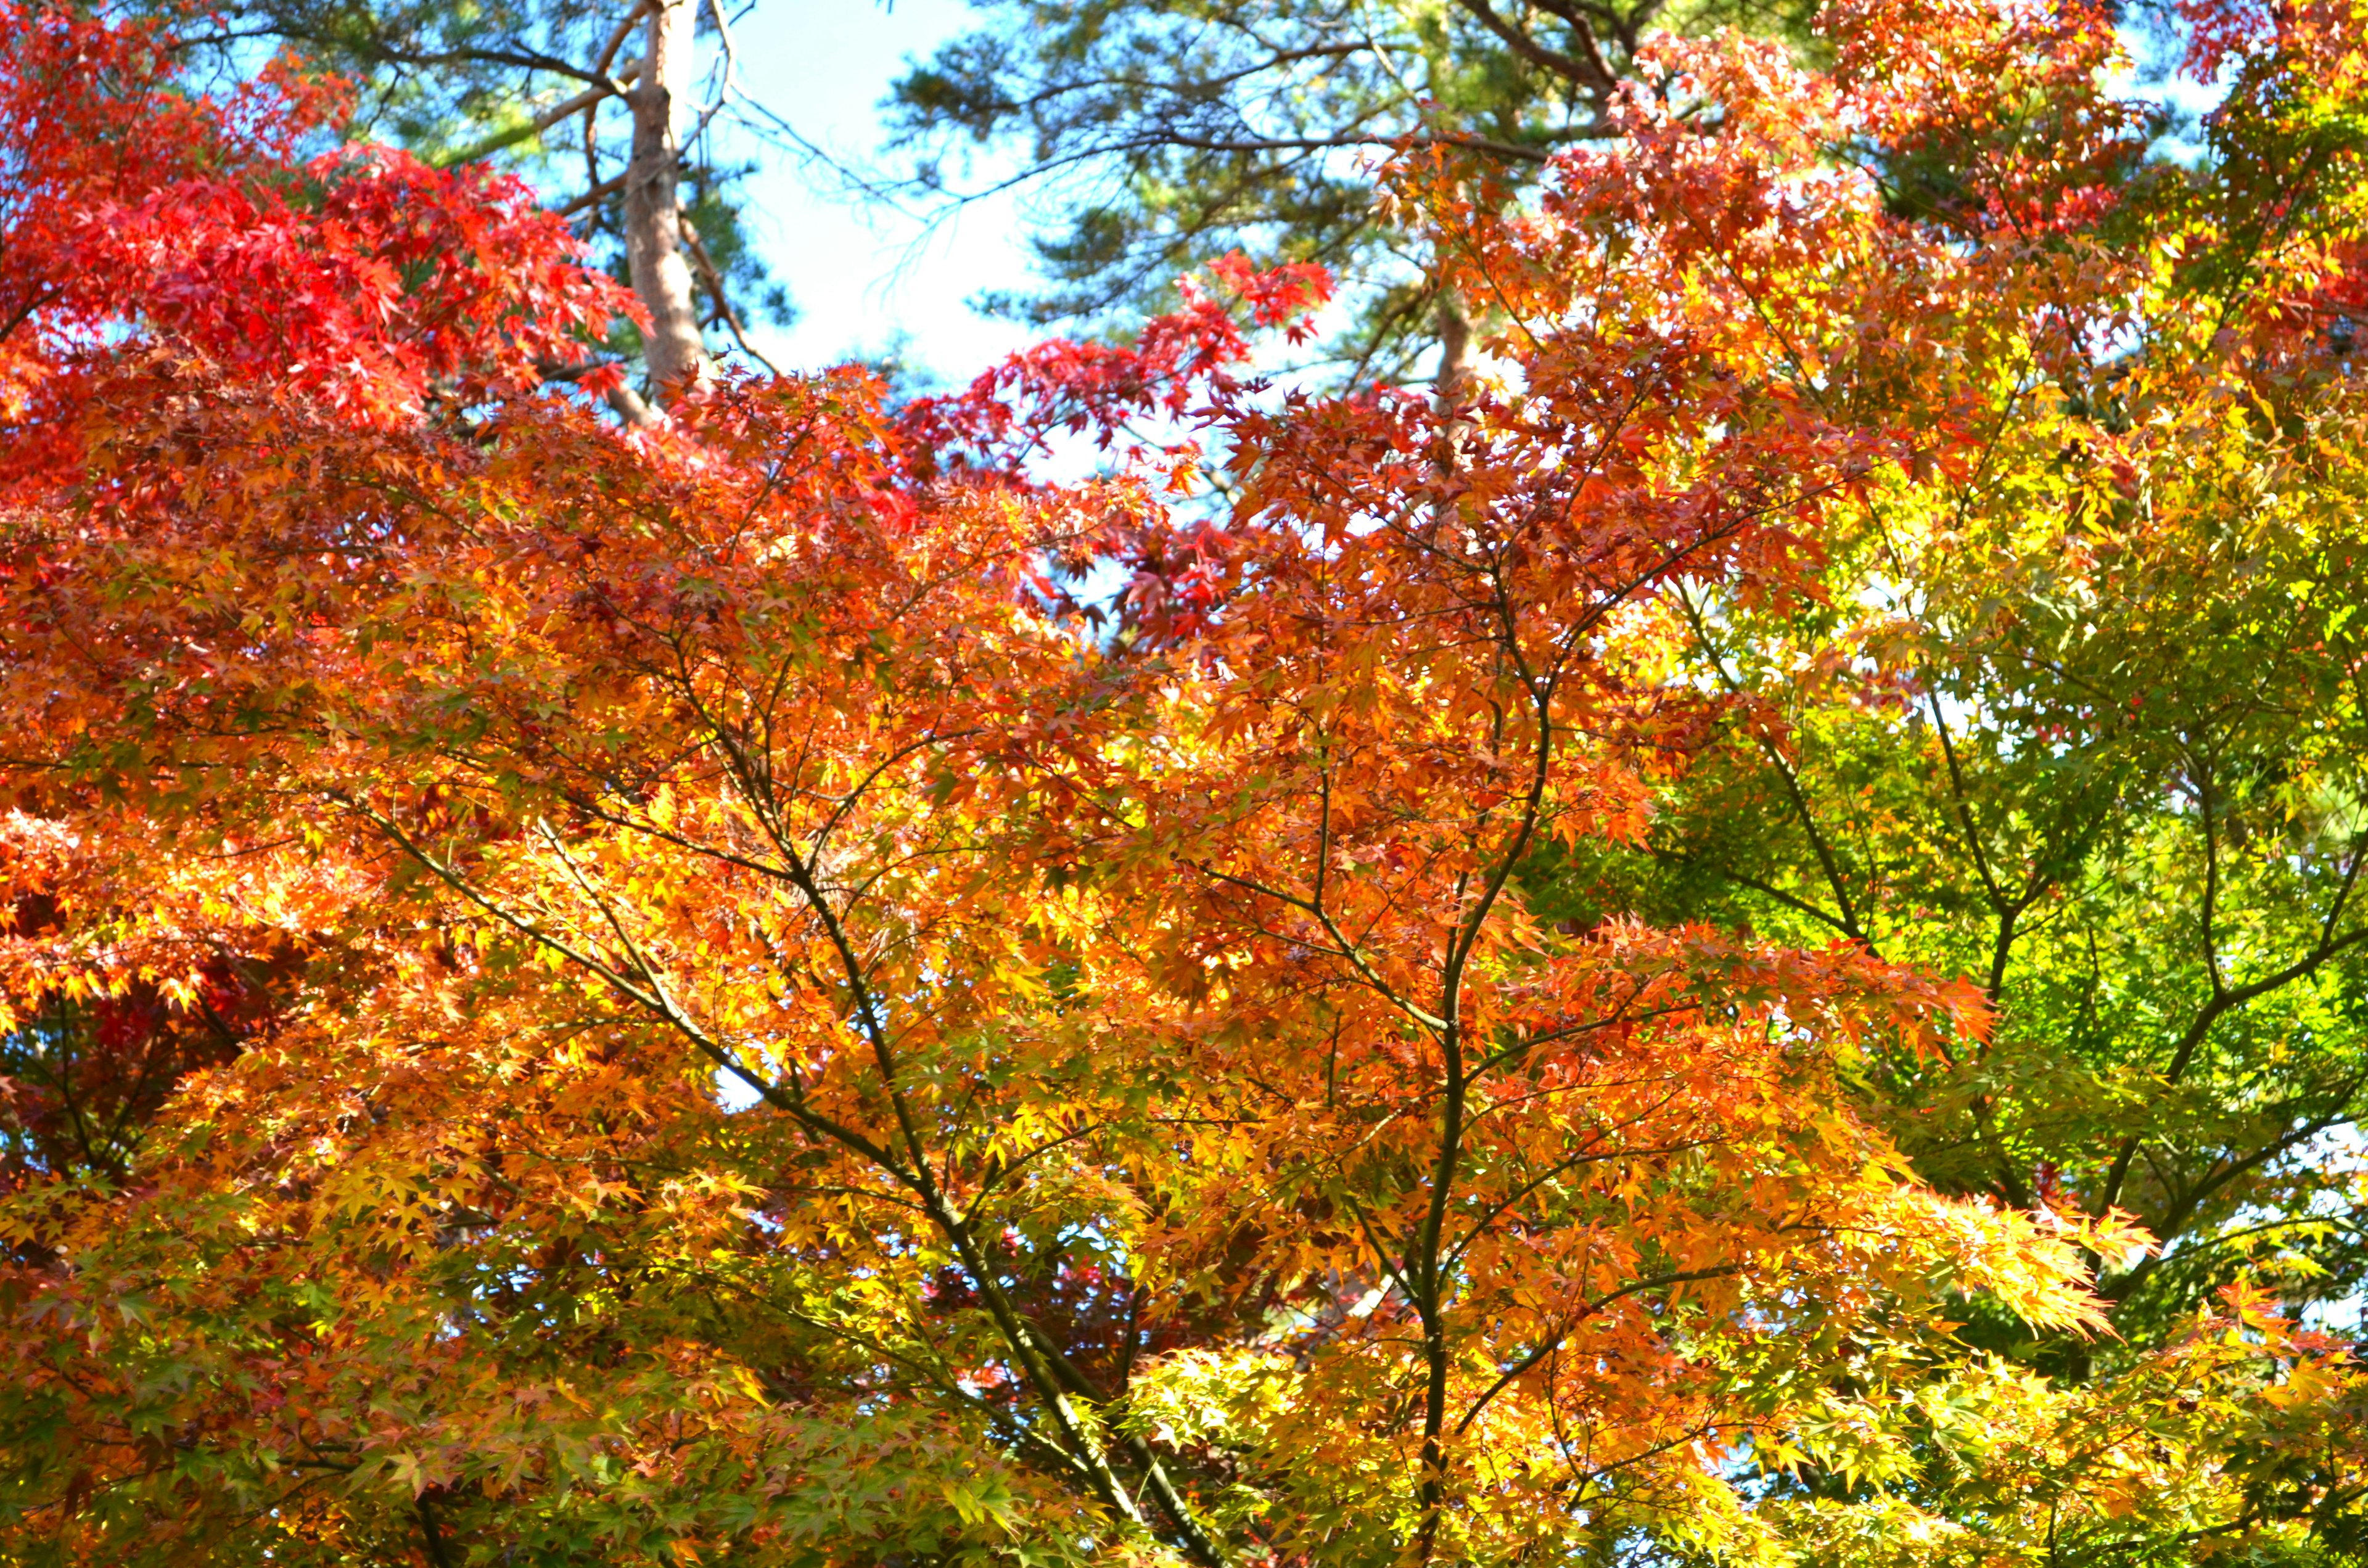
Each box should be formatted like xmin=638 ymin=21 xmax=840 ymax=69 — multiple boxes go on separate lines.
xmin=1433 ymin=292 xmax=1473 ymax=495
xmin=621 ymin=0 xmax=709 ymax=411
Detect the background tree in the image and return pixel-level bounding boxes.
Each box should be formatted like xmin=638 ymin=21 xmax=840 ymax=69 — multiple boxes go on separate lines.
xmin=898 ymin=0 xmax=2368 ymax=1516
xmin=884 ymin=0 xmax=1819 ymax=386
xmin=168 ymin=0 xmax=799 ymax=414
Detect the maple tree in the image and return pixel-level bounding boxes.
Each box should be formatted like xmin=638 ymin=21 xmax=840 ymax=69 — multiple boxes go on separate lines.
xmin=156 ymin=0 xmax=796 ymax=410
xmin=1494 ymin=0 xmax=2368 ymax=1553
xmin=1 ymin=3 xmax=2366 ymax=1568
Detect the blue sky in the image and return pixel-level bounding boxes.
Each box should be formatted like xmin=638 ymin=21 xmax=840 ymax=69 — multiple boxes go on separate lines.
xmin=707 ymin=0 xmax=1046 ymax=382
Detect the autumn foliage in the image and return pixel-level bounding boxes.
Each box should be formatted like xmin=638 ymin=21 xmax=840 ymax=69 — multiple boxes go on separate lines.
xmin=0 ymin=2 xmax=2364 ymax=1566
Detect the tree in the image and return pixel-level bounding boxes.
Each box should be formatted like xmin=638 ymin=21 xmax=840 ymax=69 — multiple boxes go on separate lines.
xmin=884 ymin=0 xmax=1818 ymax=385
xmin=1549 ymin=0 xmax=2368 ymax=1376
xmin=1 ymin=3 xmax=2365 ymax=1567
xmin=163 ymin=0 xmax=799 ymax=414
xmin=900 ymin=0 xmax=2368 ymax=1540
xmin=1497 ymin=0 xmax=2368 ymax=1551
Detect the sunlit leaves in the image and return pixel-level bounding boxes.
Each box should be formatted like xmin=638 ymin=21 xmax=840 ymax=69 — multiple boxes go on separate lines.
xmin=2 ymin=1 xmax=2365 ymax=1565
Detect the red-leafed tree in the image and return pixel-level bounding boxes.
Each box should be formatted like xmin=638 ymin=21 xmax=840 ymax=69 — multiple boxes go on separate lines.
xmin=0 ymin=4 xmax=2362 ymax=1567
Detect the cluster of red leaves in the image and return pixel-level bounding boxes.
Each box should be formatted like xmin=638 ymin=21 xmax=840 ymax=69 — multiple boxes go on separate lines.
xmin=895 ymin=252 xmax=1334 ymax=478
xmin=2173 ymin=0 xmax=2362 ymax=80
xmin=0 ymin=1 xmax=630 ymax=462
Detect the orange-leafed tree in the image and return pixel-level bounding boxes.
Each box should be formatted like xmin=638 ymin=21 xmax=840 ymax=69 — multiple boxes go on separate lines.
xmin=0 ymin=4 xmax=2360 ymax=1568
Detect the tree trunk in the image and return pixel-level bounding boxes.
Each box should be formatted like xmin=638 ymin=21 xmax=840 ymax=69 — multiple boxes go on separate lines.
xmin=622 ymin=0 xmax=708 ymax=409
xmin=1434 ymin=292 xmax=1470 ymax=415
xmin=1433 ymin=292 xmax=1473 ymax=493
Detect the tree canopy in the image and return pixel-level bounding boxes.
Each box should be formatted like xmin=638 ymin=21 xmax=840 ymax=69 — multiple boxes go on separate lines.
xmin=1 ymin=1 xmax=2366 ymax=1565
xmin=886 ymin=0 xmax=1819 ymax=379
xmin=149 ymin=0 xmax=800 ymax=409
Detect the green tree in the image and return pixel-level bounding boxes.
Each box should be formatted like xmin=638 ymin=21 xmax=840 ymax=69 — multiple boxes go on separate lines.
xmin=886 ymin=0 xmax=1819 ymax=385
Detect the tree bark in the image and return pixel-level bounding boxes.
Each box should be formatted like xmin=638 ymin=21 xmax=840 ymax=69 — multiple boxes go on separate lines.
xmin=1433 ymin=292 xmax=1473 ymax=494
xmin=622 ymin=0 xmax=708 ymax=409
xmin=1434 ymin=293 xmax=1471 ymax=415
